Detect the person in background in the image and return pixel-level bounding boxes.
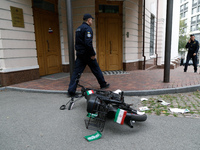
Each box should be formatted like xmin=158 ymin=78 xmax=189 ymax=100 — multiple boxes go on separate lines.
xmin=184 ymin=34 xmax=199 ymax=73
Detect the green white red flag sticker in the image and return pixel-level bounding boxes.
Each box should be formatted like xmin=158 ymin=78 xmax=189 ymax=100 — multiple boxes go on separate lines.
xmin=84 ymin=131 xmax=102 ymax=142
xmin=114 ymin=108 xmax=127 ymax=125
xmin=86 ymin=90 xmax=94 ymax=95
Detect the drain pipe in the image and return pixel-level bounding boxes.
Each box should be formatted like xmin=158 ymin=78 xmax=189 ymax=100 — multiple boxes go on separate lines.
xmin=164 ymin=0 xmax=173 ymax=83
xmin=142 ymin=0 xmax=146 ymax=70
xmin=155 ymin=0 xmax=159 ymax=65
xmin=65 ymin=0 xmax=75 ymax=79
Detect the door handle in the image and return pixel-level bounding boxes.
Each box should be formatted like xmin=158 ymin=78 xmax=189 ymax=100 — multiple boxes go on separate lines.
xmin=47 ymin=40 xmax=50 ymax=52
xmin=110 ymin=41 xmax=112 ymax=54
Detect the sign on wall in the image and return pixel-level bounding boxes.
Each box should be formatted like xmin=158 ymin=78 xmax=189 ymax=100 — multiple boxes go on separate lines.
xmin=10 ymin=6 xmax=25 ymax=28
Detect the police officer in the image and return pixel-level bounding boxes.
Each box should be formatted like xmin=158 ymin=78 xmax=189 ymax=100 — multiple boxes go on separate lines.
xmin=68 ymin=14 xmax=109 ymax=97
xmin=184 ymin=34 xmax=199 ymax=73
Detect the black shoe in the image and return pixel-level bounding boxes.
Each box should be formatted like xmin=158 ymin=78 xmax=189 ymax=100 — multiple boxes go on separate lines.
xmin=67 ymin=92 xmax=79 ymax=98
xmin=194 ymin=70 xmax=197 ymax=73
xmin=184 ymin=70 xmax=186 ymax=72
xmin=100 ymin=83 xmax=110 ymax=89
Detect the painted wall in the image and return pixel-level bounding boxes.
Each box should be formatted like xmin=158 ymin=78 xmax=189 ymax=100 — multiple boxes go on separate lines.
xmin=123 ymin=0 xmax=159 ymax=64
xmin=0 ymin=0 xmax=38 ymax=73
xmin=58 ymin=0 xmax=69 ymax=65
xmin=170 ymin=0 xmax=180 ymax=62
xmin=0 ymin=0 xmax=180 ymax=74
xmin=123 ymin=0 xmax=141 ymax=63
xmin=156 ymin=0 xmax=180 ymax=66
xmin=156 ymin=0 xmax=167 ymax=66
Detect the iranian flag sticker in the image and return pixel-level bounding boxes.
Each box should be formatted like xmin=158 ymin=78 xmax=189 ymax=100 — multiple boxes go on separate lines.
xmin=114 ymin=108 xmax=127 ymax=125
xmin=86 ymin=90 xmax=94 ymax=95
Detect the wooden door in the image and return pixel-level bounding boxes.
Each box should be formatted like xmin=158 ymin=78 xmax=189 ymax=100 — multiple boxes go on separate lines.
xmin=33 ymin=2 xmax=61 ymax=76
xmin=43 ymin=12 xmax=61 ymax=75
xmin=106 ymin=17 xmax=122 ymax=70
xmin=96 ymin=1 xmax=122 ymax=71
xmin=97 ymin=15 xmax=122 ymax=71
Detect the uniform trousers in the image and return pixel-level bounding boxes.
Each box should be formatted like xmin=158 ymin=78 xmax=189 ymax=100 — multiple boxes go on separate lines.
xmin=68 ymin=56 xmax=106 ymax=94
xmin=184 ymin=53 xmax=197 ymax=72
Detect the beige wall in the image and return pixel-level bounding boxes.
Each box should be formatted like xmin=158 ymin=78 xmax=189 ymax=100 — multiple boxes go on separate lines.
xmin=0 ymin=0 xmax=38 ymax=73
xmin=157 ymin=0 xmax=166 ymax=66
xmin=58 ymin=0 xmax=69 ymax=65
xmin=58 ymin=0 xmax=159 ymax=65
xmin=0 ymin=0 xmax=179 ymax=73
xmin=156 ymin=0 xmax=179 ymax=66
xmin=71 ymin=0 xmax=96 ymax=50
xmin=123 ymin=0 xmax=158 ymax=63
xmin=123 ymin=0 xmax=141 ymax=62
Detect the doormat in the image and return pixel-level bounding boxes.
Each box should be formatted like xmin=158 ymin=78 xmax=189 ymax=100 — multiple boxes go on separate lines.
xmin=41 ymin=73 xmax=70 ymax=80
xmin=102 ymin=70 xmax=129 ymax=75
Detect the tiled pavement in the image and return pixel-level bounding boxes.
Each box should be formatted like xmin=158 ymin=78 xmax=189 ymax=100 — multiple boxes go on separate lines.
xmin=7 ymin=65 xmax=200 ymax=94
xmin=4 ymin=65 xmax=200 ymax=119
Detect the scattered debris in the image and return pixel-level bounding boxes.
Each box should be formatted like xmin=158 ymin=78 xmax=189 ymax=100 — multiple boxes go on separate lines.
xmin=157 ymin=100 xmax=170 ymax=106
xmin=113 ymin=89 xmax=122 ymax=94
xmin=169 ymin=108 xmax=190 ymax=114
xmin=139 ymin=106 xmax=149 ymax=111
xmin=84 ymin=131 xmax=102 ymax=142
xmin=141 ymin=98 xmax=148 ymax=101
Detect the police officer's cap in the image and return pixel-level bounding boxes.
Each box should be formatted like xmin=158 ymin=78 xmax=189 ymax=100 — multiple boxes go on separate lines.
xmin=190 ymin=34 xmax=195 ymax=37
xmin=83 ymin=14 xmax=94 ymax=20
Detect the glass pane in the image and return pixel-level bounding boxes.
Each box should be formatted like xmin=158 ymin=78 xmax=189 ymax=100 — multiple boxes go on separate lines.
xmin=99 ymin=5 xmax=119 ymax=13
xmin=33 ymin=0 xmax=55 ymax=12
xmin=150 ymin=15 xmax=155 ymax=56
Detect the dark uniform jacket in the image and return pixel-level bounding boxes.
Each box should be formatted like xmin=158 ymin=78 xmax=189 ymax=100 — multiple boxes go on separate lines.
xmin=185 ymin=39 xmax=199 ymax=54
xmin=75 ymin=22 xmax=96 ymax=57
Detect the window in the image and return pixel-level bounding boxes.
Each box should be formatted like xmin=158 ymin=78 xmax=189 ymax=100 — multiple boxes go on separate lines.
xmin=184 ymin=3 xmax=188 ymax=9
xmin=184 ymin=19 xmax=187 ymax=25
xmin=197 ymin=24 xmax=200 ymax=30
xmin=180 ymin=13 xmax=184 ymax=19
xmin=191 ymin=16 xmax=196 ymax=24
xmin=191 ymin=25 xmax=196 ymax=31
xmin=150 ymin=15 xmax=155 ymax=56
xmin=180 ymin=0 xmax=186 ymax=3
xmin=197 ymin=15 xmax=200 ymax=22
xmin=33 ymin=0 xmax=55 ymax=12
xmin=193 ymin=0 xmax=198 ymax=5
xmin=180 ymin=5 xmax=184 ymax=12
xmin=180 ymin=2 xmax=188 ymax=18
xmin=183 ymin=27 xmax=187 ymax=33
xmin=99 ymin=5 xmax=119 ymax=13
xmin=192 ymin=7 xmax=197 ymax=14
xmin=184 ymin=11 xmax=188 ymax=17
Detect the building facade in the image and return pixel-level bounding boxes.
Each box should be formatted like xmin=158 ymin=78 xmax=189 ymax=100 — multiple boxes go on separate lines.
xmin=0 ymin=0 xmax=180 ymax=86
xmin=180 ymin=0 xmax=200 ymax=40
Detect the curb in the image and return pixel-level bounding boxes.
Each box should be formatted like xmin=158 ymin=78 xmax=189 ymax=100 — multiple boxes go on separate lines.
xmin=3 ymin=84 xmax=200 ymax=96
xmin=124 ymin=85 xmax=200 ymax=96
xmin=0 ymin=87 xmax=6 ymax=91
xmin=5 ymin=87 xmax=68 ymax=94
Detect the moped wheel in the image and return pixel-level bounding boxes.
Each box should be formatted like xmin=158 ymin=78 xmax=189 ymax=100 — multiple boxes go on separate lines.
xmin=126 ymin=113 xmax=147 ymax=122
